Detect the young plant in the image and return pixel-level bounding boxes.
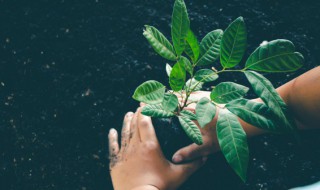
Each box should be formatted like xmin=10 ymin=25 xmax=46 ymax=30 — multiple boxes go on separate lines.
xmin=132 ymin=0 xmax=304 ymax=182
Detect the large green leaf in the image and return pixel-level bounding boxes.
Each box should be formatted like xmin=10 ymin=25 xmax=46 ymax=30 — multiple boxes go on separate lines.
xmin=170 ymin=60 xmax=186 ymax=91
xmin=216 ymin=109 xmax=249 ymax=182
xmin=180 ymin=56 xmax=193 ymax=75
xmin=166 ymin=63 xmax=172 ymax=77
xmin=178 ymin=116 xmax=203 ymax=145
xmin=185 ymin=29 xmax=200 ymax=62
xmin=244 ymin=71 xmax=296 ymax=132
xmin=226 ymin=99 xmax=276 ymax=131
xmin=197 ymin=29 xmax=223 ymax=66
xmin=210 ymin=82 xmax=249 ymax=104
xmin=142 ymin=104 xmax=175 ymax=118
xmin=245 ymin=39 xmax=304 ymax=72
xmin=184 ymin=78 xmax=203 ymax=92
xmin=195 ymin=97 xmax=216 ymax=128
xmin=194 ymin=69 xmax=219 ymax=82
xmin=162 ymin=93 xmax=178 ymax=112
xmin=143 ymin=25 xmax=177 ymax=61
xmin=180 ymin=110 xmax=197 ymax=120
xmin=132 ymin=80 xmax=166 ymax=104
xmin=220 ymin=17 xmax=247 ymax=68
xmin=171 ymin=0 xmax=190 ymax=56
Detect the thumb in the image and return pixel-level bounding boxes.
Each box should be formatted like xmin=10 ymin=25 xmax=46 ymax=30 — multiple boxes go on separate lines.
xmin=173 ymin=157 xmax=208 ymax=180
xmin=172 ymin=143 xmax=208 ymax=163
xmin=140 ymin=102 xmax=146 ymax=107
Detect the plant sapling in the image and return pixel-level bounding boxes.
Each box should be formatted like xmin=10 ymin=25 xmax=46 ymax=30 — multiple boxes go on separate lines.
xmin=132 ymin=0 xmax=304 ymax=182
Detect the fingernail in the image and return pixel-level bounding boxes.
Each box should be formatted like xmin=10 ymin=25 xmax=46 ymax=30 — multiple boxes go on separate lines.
xmin=126 ymin=112 xmax=133 ymax=117
xmin=172 ymin=154 xmax=183 ymax=163
xmin=109 ymin=128 xmax=116 ymax=135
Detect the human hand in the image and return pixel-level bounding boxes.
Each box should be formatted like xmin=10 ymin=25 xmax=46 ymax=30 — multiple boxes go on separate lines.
xmin=109 ymin=108 xmax=207 ymax=190
xmin=172 ymin=91 xmax=268 ymax=164
xmin=172 ymin=91 xmax=221 ymax=164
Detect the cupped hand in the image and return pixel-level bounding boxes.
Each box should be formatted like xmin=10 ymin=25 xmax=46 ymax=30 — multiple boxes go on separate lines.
xmin=172 ymin=91 xmax=221 ymax=164
xmin=109 ymin=108 xmax=207 ymax=190
xmin=172 ymin=91 xmax=265 ymax=164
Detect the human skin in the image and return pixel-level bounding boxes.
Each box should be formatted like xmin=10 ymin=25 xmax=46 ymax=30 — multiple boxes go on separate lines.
xmin=109 ymin=67 xmax=320 ymax=189
xmin=109 ymin=108 xmax=207 ymax=190
xmin=172 ymin=66 xmax=320 ymax=163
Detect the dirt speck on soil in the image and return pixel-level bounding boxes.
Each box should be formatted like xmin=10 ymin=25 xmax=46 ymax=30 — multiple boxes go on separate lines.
xmin=0 ymin=0 xmax=319 ymax=190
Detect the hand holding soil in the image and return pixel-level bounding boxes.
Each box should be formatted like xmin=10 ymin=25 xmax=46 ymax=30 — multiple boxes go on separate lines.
xmin=109 ymin=108 xmax=207 ymax=190
xmin=172 ymin=91 xmax=266 ymax=163
xmin=110 ymin=67 xmax=320 ymax=189
xmin=172 ymin=91 xmax=221 ymax=163
xmin=173 ymin=67 xmax=320 ymax=164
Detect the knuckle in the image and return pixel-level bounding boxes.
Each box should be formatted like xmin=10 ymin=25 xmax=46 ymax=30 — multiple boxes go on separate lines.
xmin=110 ymin=142 xmax=118 ymax=148
xmin=121 ymin=131 xmax=129 ymax=139
xmin=180 ymin=149 xmax=189 ymax=156
xmin=140 ymin=119 xmax=150 ymax=127
xmin=108 ymin=155 xmax=119 ymax=169
xmin=143 ymin=140 xmax=158 ymax=151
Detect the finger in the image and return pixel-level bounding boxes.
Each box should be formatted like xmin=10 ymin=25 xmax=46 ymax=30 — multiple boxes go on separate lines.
xmin=108 ymin=128 xmax=119 ymax=156
xmin=175 ymin=93 xmax=186 ymax=103
xmin=172 ymin=143 xmax=209 ymax=163
xmin=130 ymin=108 xmax=141 ymax=142
xmin=174 ymin=92 xmax=186 ymax=98
xmin=173 ymin=157 xmax=207 ymax=180
xmin=140 ymin=102 xmax=146 ymax=107
xmin=184 ymin=104 xmax=196 ymax=110
xmin=108 ymin=128 xmax=119 ymax=168
xmin=138 ymin=112 xmax=157 ymax=142
xmin=121 ymin=112 xmax=134 ymax=150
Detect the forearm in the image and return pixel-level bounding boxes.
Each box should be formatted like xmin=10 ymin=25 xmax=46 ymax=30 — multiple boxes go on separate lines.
xmin=240 ymin=66 xmax=320 ymax=137
xmin=281 ymin=67 xmax=320 ymax=129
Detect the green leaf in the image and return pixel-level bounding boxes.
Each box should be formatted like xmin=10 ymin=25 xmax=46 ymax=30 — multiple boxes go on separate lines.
xmin=194 ymin=69 xmax=219 ymax=82
xmin=170 ymin=60 xmax=186 ymax=91
xmin=185 ymin=29 xmax=200 ymax=62
xmin=162 ymin=93 xmax=178 ymax=112
xmin=220 ymin=17 xmax=247 ymax=68
xmin=195 ymin=97 xmax=216 ymax=128
xmin=178 ymin=116 xmax=203 ymax=145
xmin=166 ymin=63 xmax=172 ymax=77
xmin=180 ymin=56 xmax=193 ymax=76
xmin=143 ymin=25 xmax=177 ymax=61
xmin=142 ymin=104 xmax=175 ymax=118
xmin=185 ymin=78 xmax=203 ymax=92
xmin=245 ymin=39 xmax=304 ymax=72
xmin=132 ymin=80 xmax=166 ymax=104
xmin=244 ymin=71 xmax=296 ymax=132
xmin=197 ymin=29 xmax=223 ymax=66
xmin=180 ymin=110 xmax=197 ymax=120
xmin=226 ymin=99 xmax=277 ymax=131
xmin=210 ymin=82 xmax=249 ymax=104
xmin=171 ymin=0 xmax=190 ymax=56
xmin=216 ymin=109 xmax=249 ymax=182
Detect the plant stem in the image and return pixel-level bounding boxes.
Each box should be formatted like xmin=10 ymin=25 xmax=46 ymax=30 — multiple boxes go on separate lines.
xmin=180 ymin=68 xmax=245 ymax=110
xmin=182 ymin=61 xmax=196 ymax=108
xmin=215 ymin=69 xmax=245 ymax=74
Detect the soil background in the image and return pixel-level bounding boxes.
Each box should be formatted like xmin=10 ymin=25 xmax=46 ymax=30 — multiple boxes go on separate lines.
xmin=0 ymin=0 xmax=320 ymax=189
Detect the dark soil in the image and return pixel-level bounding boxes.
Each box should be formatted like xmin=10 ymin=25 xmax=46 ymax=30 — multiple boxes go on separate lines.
xmin=0 ymin=0 xmax=319 ymax=189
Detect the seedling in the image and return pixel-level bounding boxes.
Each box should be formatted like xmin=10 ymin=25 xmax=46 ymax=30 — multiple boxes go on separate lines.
xmin=132 ymin=0 xmax=304 ymax=182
